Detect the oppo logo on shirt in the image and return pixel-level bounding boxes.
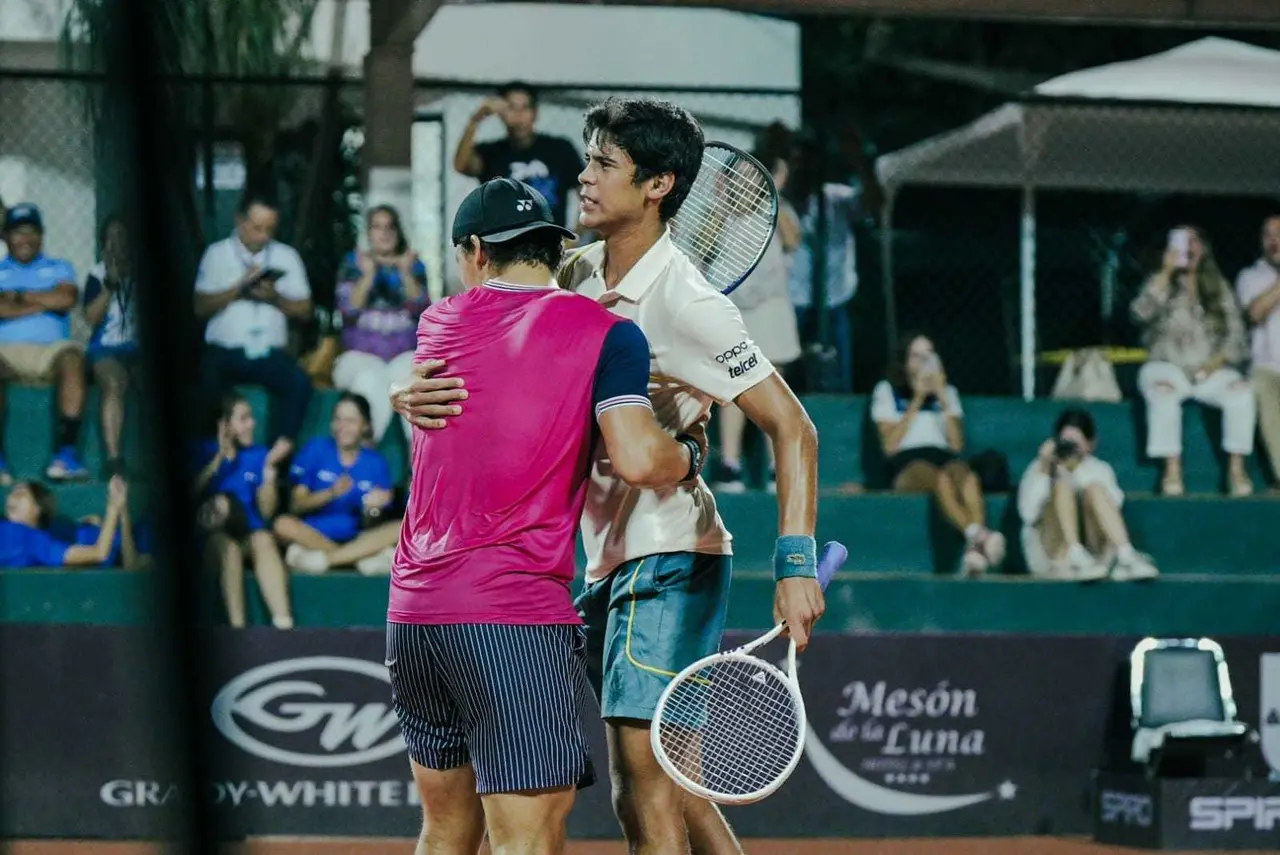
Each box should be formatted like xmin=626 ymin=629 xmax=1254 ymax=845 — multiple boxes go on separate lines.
xmin=715 ymin=342 xmax=752 ymax=364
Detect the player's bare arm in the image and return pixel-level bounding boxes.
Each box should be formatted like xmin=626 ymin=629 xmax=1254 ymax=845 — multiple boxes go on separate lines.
xmin=598 ymin=407 xmax=700 ymax=488
xmin=734 ymin=372 xmax=825 ymax=651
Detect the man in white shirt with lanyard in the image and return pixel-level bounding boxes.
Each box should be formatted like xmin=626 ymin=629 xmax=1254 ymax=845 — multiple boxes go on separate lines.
xmin=392 ymin=96 xmax=826 ymax=855
xmin=195 ymin=193 xmax=313 ymax=457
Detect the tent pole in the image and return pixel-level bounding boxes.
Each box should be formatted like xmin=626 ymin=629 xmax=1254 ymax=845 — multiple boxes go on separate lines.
xmin=881 ymin=190 xmax=897 ymax=364
xmin=1020 ymin=185 xmax=1036 ymax=402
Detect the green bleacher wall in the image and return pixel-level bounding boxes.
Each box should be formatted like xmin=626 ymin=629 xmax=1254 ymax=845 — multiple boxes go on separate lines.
xmin=1 ymin=386 xmax=1276 ymax=634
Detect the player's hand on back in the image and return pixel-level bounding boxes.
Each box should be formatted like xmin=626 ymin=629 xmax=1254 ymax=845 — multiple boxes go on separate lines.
xmin=773 ymin=576 xmax=825 ymax=652
xmin=390 ymin=359 xmax=468 ymax=430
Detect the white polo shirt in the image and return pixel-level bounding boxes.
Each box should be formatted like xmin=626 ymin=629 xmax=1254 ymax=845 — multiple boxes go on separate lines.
xmin=559 ymin=228 xmax=775 ymax=583
xmin=195 ymin=235 xmax=310 ymax=356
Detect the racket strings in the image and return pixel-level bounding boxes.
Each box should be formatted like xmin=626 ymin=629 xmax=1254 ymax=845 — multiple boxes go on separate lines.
xmin=670 ymin=146 xmax=777 ymax=293
xmin=656 ymin=656 xmax=802 ymax=798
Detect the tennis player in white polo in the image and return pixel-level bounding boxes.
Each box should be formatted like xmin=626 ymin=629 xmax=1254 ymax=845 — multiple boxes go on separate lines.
xmin=393 ymin=96 xmax=825 ymax=855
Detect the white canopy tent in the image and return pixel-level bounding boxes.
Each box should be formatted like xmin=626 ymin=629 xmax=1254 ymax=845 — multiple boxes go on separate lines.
xmin=874 ymin=37 xmax=1280 ymax=399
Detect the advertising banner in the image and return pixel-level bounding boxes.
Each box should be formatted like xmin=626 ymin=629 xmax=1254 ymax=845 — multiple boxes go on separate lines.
xmin=1095 ymin=772 xmax=1280 ymax=850
xmin=2 ymin=626 xmax=1277 ymax=840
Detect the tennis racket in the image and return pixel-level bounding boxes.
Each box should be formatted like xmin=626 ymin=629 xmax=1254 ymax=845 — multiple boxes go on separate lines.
xmin=669 ymin=141 xmax=779 ymax=296
xmin=650 ymin=540 xmax=848 ymax=805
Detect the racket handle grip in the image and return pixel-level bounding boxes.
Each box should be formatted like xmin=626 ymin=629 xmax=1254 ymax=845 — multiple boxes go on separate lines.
xmin=816 ymin=541 xmax=848 ymax=591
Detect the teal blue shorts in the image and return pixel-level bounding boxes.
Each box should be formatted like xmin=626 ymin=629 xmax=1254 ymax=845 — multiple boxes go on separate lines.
xmin=574 ymin=551 xmax=732 ymax=722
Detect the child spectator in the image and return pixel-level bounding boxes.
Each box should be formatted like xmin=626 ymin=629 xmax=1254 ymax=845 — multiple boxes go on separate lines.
xmin=0 ymin=477 xmax=127 ymax=567
xmin=194 ymin=392 xmax=292 ymax=628
xmin=1017 ymin=408 xmax=1159 ymax=582
xmin=274 ymin=393 xmax=400 ymax=576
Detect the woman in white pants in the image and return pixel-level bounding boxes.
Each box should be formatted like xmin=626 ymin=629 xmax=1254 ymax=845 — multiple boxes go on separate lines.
xmin=331 ymin=205 xmax=430 ymax=445
xmin=1131 ymin=225 xmax=1255 ymax=497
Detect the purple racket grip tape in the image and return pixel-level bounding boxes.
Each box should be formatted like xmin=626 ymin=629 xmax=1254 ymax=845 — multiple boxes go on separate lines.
xmin=816 ymin=541 xmax=848 ymax=591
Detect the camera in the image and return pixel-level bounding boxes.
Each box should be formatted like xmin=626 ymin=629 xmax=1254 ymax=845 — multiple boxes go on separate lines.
xmin=1054 ymin=437 xmax=1080 ymax=460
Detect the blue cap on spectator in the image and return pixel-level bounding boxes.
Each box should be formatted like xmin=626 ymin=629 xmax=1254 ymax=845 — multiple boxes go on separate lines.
xmin=3 ymin=203 xmax=43 ymax=233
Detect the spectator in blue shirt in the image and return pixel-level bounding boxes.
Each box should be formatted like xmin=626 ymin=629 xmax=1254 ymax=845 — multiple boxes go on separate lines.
xmin=83 ymin=213 xmax=139 ymax=478
xmin=194 ymin=392 xmax=293 ymax=629
xmin=0 ymin=477 xmax=127 ymax=568
xmin=274 ymin=393 xmax=400 ymax=576
xmin=0 ymin=204 xmax=89 ymax=482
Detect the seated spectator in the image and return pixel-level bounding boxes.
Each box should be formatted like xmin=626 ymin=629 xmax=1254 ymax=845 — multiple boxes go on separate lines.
xmin=872 ymin=332 xmax=1005 ymax=575
xmin=1132 ymin=225 xmax=1255 ymax=497
xmin=713 ymin=133 xmax=803 ymax=494
xmin=83 ymin=212 xmax=138 ymax=478
xmin=0 ymin=203 xmax=89 ymax=482
xmin=194 ymin=392 xmax=292 ymax=629
xmin=66 ymin=505 xmax=154 ymax=571
xmin=331 ymin=206 xmax=429 ymax=445
xmin=1017 ymin=408 xmax=1158 ymax=582
xmin=0 ymin=476 xmax=127 ymax=567
xmin=194 ymin=193 xmax=313 ymax=458
xmin=274 ymin=393 xmax=400 ymax=576
xmin=1236 ymin=215 xmax=1280 ymax=489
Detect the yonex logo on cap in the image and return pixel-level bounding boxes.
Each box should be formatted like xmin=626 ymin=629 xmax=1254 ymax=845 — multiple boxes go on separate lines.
xmin=516 ymin=199 xmax=533 ymax=212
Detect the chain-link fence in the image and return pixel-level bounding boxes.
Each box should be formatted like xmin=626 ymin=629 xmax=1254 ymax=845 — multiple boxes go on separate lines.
xmin=1 ymin=69 xmax=800 ymax=336
xmin=872 ymin=101 xmax=1280 ymax=397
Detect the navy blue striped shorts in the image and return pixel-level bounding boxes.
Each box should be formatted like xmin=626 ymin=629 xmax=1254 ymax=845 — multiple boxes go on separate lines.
xmin=385 ymin=622 xmax=597 ymax=795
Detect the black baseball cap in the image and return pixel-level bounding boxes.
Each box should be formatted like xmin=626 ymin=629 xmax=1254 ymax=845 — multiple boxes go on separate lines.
xmin=3 ymin=203 xmax=43 ymax=233
xmin=451 ymin=178 xmax=575 ymax=246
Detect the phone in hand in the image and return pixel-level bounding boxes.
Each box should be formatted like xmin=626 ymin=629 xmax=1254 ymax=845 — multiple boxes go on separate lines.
xmin=1054 ymin=437 xmax=1081 ymax=460
xmin=1167 ymin=228 xmax=1191 ymax=268
xmin=259 ymin=267 xmax=287 ymax=281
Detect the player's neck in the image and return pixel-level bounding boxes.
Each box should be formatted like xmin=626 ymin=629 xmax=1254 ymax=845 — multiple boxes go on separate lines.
xmin=601 ymin=219 xmax=664 ymax=289
xmin=486 ymin=263 xmax=555 ymax=288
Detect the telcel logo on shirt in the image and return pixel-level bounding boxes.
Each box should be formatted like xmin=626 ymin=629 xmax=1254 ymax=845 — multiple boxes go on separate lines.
xmin=727 ymin=353 xmax=758 ymax=379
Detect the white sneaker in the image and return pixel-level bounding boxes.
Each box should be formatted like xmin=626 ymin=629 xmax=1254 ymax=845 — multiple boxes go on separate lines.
xmin=1110 ymin=551 xmax=1159 ymax=581
xmin=355 ymin=547 xmax=394 ymax=577
xmin=977 ymin=529 xmax=1006 ymax=569
xmin=1066 ymin=547 xmax=1110 ymax=582
xmin=961 ymin=544 xmax=989 ymax=577
xmin=286 ymin=543 xmax=330 ymax=574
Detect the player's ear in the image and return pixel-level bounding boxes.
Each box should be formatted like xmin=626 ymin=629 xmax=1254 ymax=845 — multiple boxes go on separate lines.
xmin=645 ymin=171 xmax=676 ymax=205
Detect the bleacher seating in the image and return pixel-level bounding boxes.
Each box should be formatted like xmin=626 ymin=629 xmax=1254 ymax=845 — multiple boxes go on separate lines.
xmin=1 ymin=384 xmax=1276 ymax=634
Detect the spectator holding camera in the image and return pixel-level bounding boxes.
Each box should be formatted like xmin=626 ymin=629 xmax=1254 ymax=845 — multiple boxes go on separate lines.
xmin=1132 ymin=225 xmax=1254 ymax=497
xmin=273 ymin=393 xmax=400 ymax=576
xmin=194 ymin=392 xmax=293 ymax=629
xmin=195 ymin=194 xmax=313 ymax=457
xmin=1017 ymin=408 xmax=1158 ymax=582
xmin=873 ymin=332 xmax=1005 ymax=575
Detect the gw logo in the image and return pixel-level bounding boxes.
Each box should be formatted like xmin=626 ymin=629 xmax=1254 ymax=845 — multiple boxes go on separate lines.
xmin=1099 ymin=790 xmax=1152 ymax=827
xmin=516 ymin=199 xmax=533 ymax=212
xmin=1189 ymin=796 xmax=1280 ymax=831
xmin=715 ymin=342 xmax=752 ymax=364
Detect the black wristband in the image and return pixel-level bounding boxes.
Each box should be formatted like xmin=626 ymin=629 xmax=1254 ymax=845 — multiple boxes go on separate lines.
xmin=676 ymin=434 xmax=702 ymax=482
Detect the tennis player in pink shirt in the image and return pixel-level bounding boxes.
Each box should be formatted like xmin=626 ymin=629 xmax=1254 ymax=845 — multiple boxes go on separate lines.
xmin=387 ymin=177 xmax=706 ymax=855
